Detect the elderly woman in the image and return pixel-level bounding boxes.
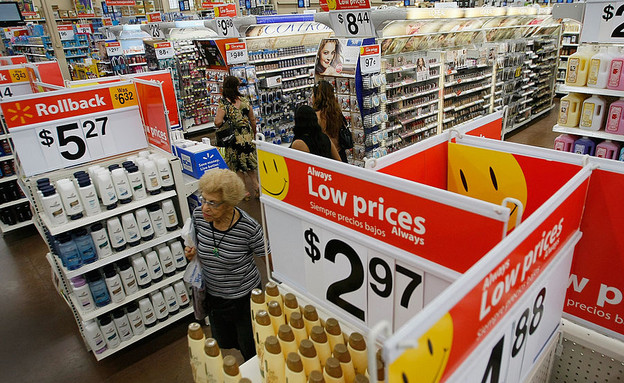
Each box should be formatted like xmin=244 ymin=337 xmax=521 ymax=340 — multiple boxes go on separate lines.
xmin=184 ymin=168 xmax=267 ymax=361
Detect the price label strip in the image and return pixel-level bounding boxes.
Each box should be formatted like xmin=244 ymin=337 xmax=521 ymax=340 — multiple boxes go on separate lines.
xmin=583 ymin=1 xmax=624 ymax=43
xmin=154 ymin=42 xmax=175 ymax=59
xmin=105 ymin=42 xmax=123 ymax=57
xmin=328 ymin=10 xmax=374 ymax=38
xmin=0 ymin=68 xmax=33 ymax=101
xmin=58 ymin=25 xmax=75 ymax=41
xmin=225 ymin=42 xmax=248 ymax=65
xmin=360 ymin=44 xmax=381 ymax=75
xmin=76 ymin=24 xmax=92 ymax=34
xmin=0 ymin=83 xmax=148 ymax=176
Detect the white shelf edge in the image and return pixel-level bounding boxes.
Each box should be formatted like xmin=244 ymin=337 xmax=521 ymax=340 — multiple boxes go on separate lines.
xmin=553 ymin=125 xmax=624 ymax=142
xmin=558 ymin=84 xmax=624 ymax=98
xmin=0 ymin=174 xmax=18 ymax=184
xmin=249 ymin=51 xmax=315 ymax=65
xmin=0 ymin=196 xmax=28 ymax=210
xmin=0 ymin=154 xmax=15 ymax=161
xmin=0 ymin=218 xmax=33 ymax=233
xmin=93 ymin=305 xmax=193 ymax=360
xmin=42 ymin=190 xmax=177 ymax=236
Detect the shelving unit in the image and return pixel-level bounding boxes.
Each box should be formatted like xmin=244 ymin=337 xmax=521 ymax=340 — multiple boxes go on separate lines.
xmin=556 ymin=20 xmax=581 ymax=93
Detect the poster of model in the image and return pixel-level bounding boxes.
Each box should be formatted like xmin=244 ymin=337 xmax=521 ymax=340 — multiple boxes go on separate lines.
xmin=315 ymin=38 xmax=361 ymax=77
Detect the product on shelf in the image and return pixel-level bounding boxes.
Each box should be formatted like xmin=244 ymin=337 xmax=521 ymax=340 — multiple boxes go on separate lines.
xmin=558 ymin=93 xmax=587 ymax=128
xmin=580 ymin=95 xmax=607 ymax=131
xmin=565 ymin=45 xmax=592 ymax=87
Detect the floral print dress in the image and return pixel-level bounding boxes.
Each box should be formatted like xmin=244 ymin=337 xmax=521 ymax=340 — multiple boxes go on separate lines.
xmin=218 ymin=97 xmax=257 ymax=172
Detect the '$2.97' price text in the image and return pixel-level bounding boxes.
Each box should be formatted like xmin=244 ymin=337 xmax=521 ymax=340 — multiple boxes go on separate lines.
xmin=39 ymin=117 xmax=108 ymax=161
xmin=304 ymin=227 xmax=422 ymax=322
xmin=603 ymin=4 xmax=624 ymax=38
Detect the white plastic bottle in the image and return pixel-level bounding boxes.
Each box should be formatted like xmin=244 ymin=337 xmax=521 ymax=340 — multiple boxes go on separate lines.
xmin=120 ymin=212 xmax=141 ymax=247
xmin=173 ymin=280 xmax=190 ymax=308
xmin=40 ymin=186 xmax=68 ymax=225
xmin=117 ymin=259 xmax=139 ymax=295
xmin=143 ymin=160 xmax=162 ymax=195
xmin=588 ymin=46 xmax=614 ymax=89
xmin=162 ymin=286 xmax=179 ymax=315
xmin=131 ymin=254 xmax=152 ymax=288
xmin=56 ymin=178 xmax=84 ymax=220
xmin=161 ymin=199 xmax=178 ymax=231
xmin=90 ymin=223 xmax=113 ymax=259
xmin=126 ymin=302 xmax=145 ymax=335
xmin=71 ymin=276 xmax=95 ymax=313
xmin=110 ymin=167 xmax=132 ymax=204
xmin=135 ymin=208 xmax=154 ymax=241
xmin=75 ymin=175 xmax=101 ymax=216
xmin=126 ymin=165 xmax=147 ymax=200
xmin=156 ymin=157 xmax=175 ymax=191
xmin=144 ymin=251 xmax=164 ymax=283
xmin=188 ymin=322 xmax=208 ymax=383
xmin=138 ymin=297 xmax=157 ymax=328
xmin=147 ymin=204 xmax=167 ymax=237
xmin=156 ymin=245 xmax=176 ymax=277
xmin=99 ymin=315 xmax=121 ymax=349
xmin=151 ymin=291 xmax=169 ymax=321
xmin=83 ymin=319 xmax=108 ymax=354
xmin=169 ymin=241 xmax=187 ymax=271
xmin=106 ymin=217 xmax=127 ymax=252
xmin=103 ymin=265 xmax=126 ymax=303
xmin=112 ymin=308 xmax=133 ymax=342
xmin=96 ymin=170 xmax=118 ymax=210
xmin=204 ymin=338 xmax=224 ymax=383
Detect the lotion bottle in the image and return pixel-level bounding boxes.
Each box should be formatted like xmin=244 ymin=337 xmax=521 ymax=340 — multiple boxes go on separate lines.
xmin=71 ymin=276 xmax=95 ymax=313
xmin=110 ymin=166 xmax=132 ymax=204
xmin=204 ymin=338 xmax=224 ymax=383
xmin=311 ymin=326 xmax=332 ymax=368
xmin=333 ymin=343 xmax=356 ymax=383
xmin=96 ymin=170 xmax=118 ymax=210
xmin=188 ymin=322 xmax=207 ymax=383
xmin=126 ymin=302 xmax=145 ymax=336
xmin=323 ymin=357 xmax=345 ymax=383
xmin=99 ymin=315 xmax=120 ymax=349
xmin=117 ymin=259 xmax=138 ymax=295
xmin=83 ymin=319 xmax=107 ymax=354
xmin=267 ymin=300 xmax=286 ymax=334
xmin=157 ymin=245 xmax=176 ymax=277
xmin=303 ymin=305 xmax=322 ymax=336
xmin=90 ymin=223 xmax=113 ymax=259
xmin=151 ymin=291 xmax=168 ymax=321
xmin=284 ymin=293 xmax=300 ymax=324
xmin=289 ymin=311 xmax=308 ymax=346
xmin=173 ymin=280 xmax=190 ymax=308
xmin=156 ymin=157 xmax=175 ymax=191
xmin=148 ymin=203 xmax=167 ymax=237
xmin=112 ymin=308 xmax=133 ymax=342
xmin=250 ymin=288 xmax=267 ymax=328
xmin=121 ymin=212 xmax=141 ymax=247
xmin=75 ymin=175 xmax=101 ymax=216
xmin=131 ymin=254 xmax=152 ymax=288
xmin=106 ymin=217 xmax=127 ymax=252
xmin=135 ymin=208 xmax=154 ymax=241
xmin=162 ymin=286 xmax=179 ymax=315
xmin=223 ymin=355 xmax=242 ymax=383
xmin=161 ymin=199 xmax=179 ymax=231
xmin=265 ymin=281 xmax=283 ymax=312
xmin=40 ymin=186 xmax=67 ymax=225
xmin=278 ymin=324 xmax=299 ymax=358
xmin=144 ymin=250 xmax=163 ymax=283
xmin=143 ymin=160 xmax=162 ymax=195
xmin=254 ymin=310 xmax=275 ymax=378
xmin=299 ymin=339 xmax=322 ymax=377
xmin=264 ymin=336 xmax=286 ymax=383
xmin=170 ymin=240 xmax=187 ymax=271
xmin=125 ymin=165 xmax=147 ymax=200
xmin=103 ymin=264 xmax=126 ymax=303
xmin=138 ymin=297 xmax=156 ymax=328
xmin=325 ymin=318 xmax=345 ymax=351
xmin=56 ymin=178 xmax=84 ymax=219
xmin=347 ymin=333 xmax=368 ymax=376
xmin=309 ymin=371 xmax=326 ymax=383
xmin=285 ymin=352 xmax=307 ymax=383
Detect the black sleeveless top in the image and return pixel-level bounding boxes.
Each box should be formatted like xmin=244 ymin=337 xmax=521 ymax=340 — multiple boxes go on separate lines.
xmin=292 ymin=133 xmax=333 ymax=159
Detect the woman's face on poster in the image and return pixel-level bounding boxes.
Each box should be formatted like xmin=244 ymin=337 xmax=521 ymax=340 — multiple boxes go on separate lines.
xmin=319 ymin=41 xmax=337 ymax=70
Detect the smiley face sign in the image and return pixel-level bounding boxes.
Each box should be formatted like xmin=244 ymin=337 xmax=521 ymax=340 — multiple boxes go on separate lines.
xmin=258 ymin=150 xmax=290 ymax=201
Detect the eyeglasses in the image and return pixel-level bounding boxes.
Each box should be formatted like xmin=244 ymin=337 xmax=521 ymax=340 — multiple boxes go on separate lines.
xmin=199 ymin=196 xmax=225 ymax=209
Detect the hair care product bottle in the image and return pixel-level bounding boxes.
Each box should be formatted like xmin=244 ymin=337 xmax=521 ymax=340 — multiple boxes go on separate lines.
xmin=325 ymin=318 xmax=345 ymax=351
xmin=254 ymin=310 xmax=275 ymax=378
xmin=156 ymin=245 xmax=176 ymax=277
xmin=40 ymin=186 xmax=67 ymax=225
xmin=347 ymin=333 xmax=368 ymax=376
xmin=223 ymin=355 xmax=242 ymax=383
xmin=367 ymin=351 xmax=385 ymax=383
xmin=71 ymin=276 xmax=95 ymax=313
xmin=333 ymin=344 xmax=356 ymax=383
xmin=144 ymin=250 xmax=163 ymax=283
xmin=139 ymin=150 xmax=151 ymax=159
xmin=112 ymin=308 xmax=133 ymax=342
xmin=289 ymin=311 xmax=308 ymax=346
xmin=156 ymin=158 xmax=175 ymax=191
xmin=121 ymin=212 xmax=141 ymax=247
xmin=106 ymin=217 xmax=127 ymax=252
xmin=608 ymin=50 xmax=624 ymax=90
xmin=596 ymin=140 xmax=621 ymax=159
xmin=558 ymin=93 xmax=587 ymax=127
xmin=56 ymin=233 xmax=83 ymax=270
xmin=135 ymin=208 xmax=154 ymax=241
xmin=303 ymin=305 xmax=321 ymax=336
xmin=103 ymin=264 xmax=126 ymax=303
xmin=354 ymin=374 xmax=369 ymax=383
xmin=173 ymin=280 xmax=190 ymax=308
xmin=131 ymin=254 xmax=152 ymax=288
xmin=170 ymin=240 xmax=187 ymax=271
xmin=86 ymin=270 xmax=111 ymax=307
xmin=285 ymin=352 xmax=307 ymax=383
xmin=72 ymin=228 xmax=98 ymax=264
xmin=161 ymin=199 xmax=178 ymax=231
xmin=323 ymin=357 xmax=345 ymax=383
xmin=151 ymin=291 xmax=169 ymax=321
xmin=143 ymin=160 xmax=162 ymax=195
xmin=311 ymin=326 xmax=332 ymax=368
xmin=126 ymin=302 xmax=145 ymax=336
xmin=605 ymin=98 xmax=624 ymax=134
xmin=239 ymin=379 xmax=252 ymax=383
xmin=299 ymin=339 xmax=322 ymax=377
xmin=147 ymin=203 xmax=167 ymax=237
xmin=138 ymin=297 xmax=157 ymax=328
xmin=573 ymin=136 xmax=597 ymax=155
xmin=265 ymin=282 xmax=283 ymax=312
xmin=264 ymin=336 xmax=286 ymax=383
xmin=99 ymin=315 xmax=120 ymax=349
xmin=126 ymin=165 xmax=147 ymax=200
xmin=267 ymin=300 xmax=286 ymax=334
xmin=90 ymin=223 xmax=113 ymax=259
xmin=565 ymin=45 xmax=592 ymax=86
xmin=580 ymin=95 xmax=607 ymax=131
xmin=251 ymin=288 xmax=267 ymax=327
xmin=96 ymin=170 xmax=118 ymax=210
xmin=110 ymin=167 xmax=132 ymax=204
xmin=283 ymin=293 xmax=300 ymax=324
xmin=162 ymin=286 xmax=179 ymax=315
xmin=554 ymin=134 xmax=577 ymax=152
xmin=278 ymin=324 xmax=299 ymax=358
xmin=204 ymin=338 xmax=224 ymax=383
xmin=588 ymin=46 xmax=613 ymax=88
xmin=76 ymin=175 xmax=101 ymax=216
xmin=188 ymin=322 xmax=207 ymax=383
xmin=117 ymin=259 xmax=138 ymax=295
xmin=56 ymin=179 xmax=84 ymax=219
xmin=83 ymin=319 xmax=107 ymax=354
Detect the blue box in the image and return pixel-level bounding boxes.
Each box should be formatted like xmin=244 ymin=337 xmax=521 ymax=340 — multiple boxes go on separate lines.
xmin=175 ymin=144 xmax=228 ymax=179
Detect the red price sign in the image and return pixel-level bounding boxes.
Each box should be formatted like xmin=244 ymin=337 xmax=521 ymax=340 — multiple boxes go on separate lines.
xmin=147 ymin=12 xmax=162 ymax=22
xmin=215 ymin=3 xmax=237 ymax=17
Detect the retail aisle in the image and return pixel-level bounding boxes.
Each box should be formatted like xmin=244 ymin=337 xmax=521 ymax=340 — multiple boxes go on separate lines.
xmin=0 ymin=108 xmax=558 ymax=382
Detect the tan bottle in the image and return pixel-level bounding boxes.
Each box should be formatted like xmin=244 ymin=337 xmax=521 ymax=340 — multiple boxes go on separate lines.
xmin=223 ymin=355 xmax=242 ymax=383
xmin=264 ymin=335 xmax=286 ymax=383
xmin=188 ymin=322 xmax=207 ymax=383
xmin=278 ymin=324 xmax=299 ymax=358
xmin=268 ymin=300 xmax=286 ymax=334
xmin=323 ymin=357 xmax=346 ymax=383
xmin=250 ymin=288 xmax=267 ymax=328
xmin=290 ymin=311 xmax=308 ymax=346
xmin=286 ymin=352 xmax=307 ymax=383
xmin=333 ymin=344 xmax=356 ymax=383
xmin=309 ymin=370 xmax=326 ymax=383
xmin=204 ymin=338 xmax=224 ymax=383
xmin=303 ymin=305 xmax=321 ymax=335
xmin=325 ymin=318 xmax=345 ymax=351
xmin=239 ymin=379 xmax=252 ymax=383
xmin=310 ymin=326 xmax=332 ymax=368
xmin=254 ymin=310 xmax=276 ymax=379
xmin=299 ymin=339 xmax=322 ymax=377
xmin=265 ymin=281 xmax=283 ymax=312
xmin=347 ymin=332 xmax=368 ymax=376
xmin=353 ymin=374 xmax=369 ymax=383
xmin=368 ymin=351 xmax=384 ymax=383
xmin=284 ymin=293 xmax=300 ymax=323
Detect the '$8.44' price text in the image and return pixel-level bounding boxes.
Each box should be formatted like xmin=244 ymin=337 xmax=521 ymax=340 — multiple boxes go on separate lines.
xmin=39 ymin=117 xmax=108 ymax=161
xmin=336 ymin=11 xmax=370 ymax=36
xmin=304 ymin=227 xmax=422 ymax=322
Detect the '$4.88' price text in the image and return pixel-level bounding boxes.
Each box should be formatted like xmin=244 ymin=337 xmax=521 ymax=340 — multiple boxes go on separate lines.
xmin=39 ymin=117 xmax=108 ymax=161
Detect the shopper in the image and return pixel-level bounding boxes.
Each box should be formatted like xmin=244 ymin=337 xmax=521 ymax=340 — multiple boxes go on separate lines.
xmin=313 ymin=80 xmax=349 ymax=162
xmin=315 ymin=38 xmax=341 ymax=76
xmin=290 ymin=105 xmax=341 ymax=160
xmin=214 ymin=75 xmax=259 ymax=200
xmin=184 ymin=168 xmax=268 ymax=361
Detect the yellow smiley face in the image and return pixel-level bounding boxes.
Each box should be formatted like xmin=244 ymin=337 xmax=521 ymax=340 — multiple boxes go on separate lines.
xmin=326 ymin=0 xmax=337 ymax=10
xmin=258 ymin=150 xmax=290 ymax=201
xmin=389 ymin=313 xmax=454 ymax=383
xmin=447 ymin=144 xmax=528 ymax=231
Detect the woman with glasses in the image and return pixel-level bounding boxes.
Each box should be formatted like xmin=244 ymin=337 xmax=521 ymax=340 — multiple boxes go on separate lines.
xmin=184 ymin=168 xmax=268 ymax=361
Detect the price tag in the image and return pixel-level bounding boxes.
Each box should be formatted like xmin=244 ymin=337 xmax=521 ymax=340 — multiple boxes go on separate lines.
xmin=215 ymin=17 xmax=239 ymax=38
xmin=329 ymin=10 xmax=374 ymax=38
xmin=214 ymin=3 xmax=237 ymax=17
xmin=154 ymin=42 xmax=174 ymax=59
xmin=225 ymin=42 xmax=248 ymax=65
xmin=102 ymin=17 xmax=113 ymax=26
xmin=105 ymin=42 xmax=122 ymax=57
xmin=148 ymin=23 xmax=162 ymax=38
xmin=58 ymin=25 xmax=75 ymax=41
xmin=147 ymin=12 xmax=162 ymax=22
xmin=359 ymin=44 xmax=381 ymax=74
xmin=76 ymin=24 xmax=92 ymax=34
xmin=582 ymin=1 xmax=624 ymax=43
xmin=4 ymin=28 xmax=14 ymax=38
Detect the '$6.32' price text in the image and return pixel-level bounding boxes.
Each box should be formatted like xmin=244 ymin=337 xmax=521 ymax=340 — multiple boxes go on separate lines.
xmin=114 ymin=90 xmax=134 ymax=105
xmin=304 ymin=227 xmax=422 ymax=322
xmin=39 ymin=117 xmax=108 ymax=161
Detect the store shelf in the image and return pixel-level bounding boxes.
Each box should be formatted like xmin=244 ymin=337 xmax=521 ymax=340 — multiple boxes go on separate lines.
xmin=399 ymin=122 xmax=438 ymax=140
xmin=0 ymin=196 xmax=28 ymax=210
xmin=0 ymin=175 xmax=17 ymax=184
xmin=282 ymin=73 xmax=312 ymax=81
xmin=283 ymin=84 xmax=313 ymax=92
xmin=124 ymin=51 xmax=145 ymax=56
xmin=386 ymin=75 xmax=440 ymax=90
xmin=71 ymin=271 xmax=185 ymax=322
xmin=444 ymin=74 xmax=491 ymax=87
xmin=63 ymin=45 xmax=89 ymax=50
xmin=249 ymin=52 xmax=315 ymax=64
xmin=185 ymin=122 xmax=215 ymax=134
xmin=257 ymin=64 xmax=314 ymax=75
xmin=390 ymin=97 xmax=439 ymax=116
xmin=0 ymin=219 xmax=33 ymax=233
xmin=562 ymin=43 xmax=579 ymax=47
xmin=558 ymin=85 xmax=624 ymax=98
xmin=12 ymin=43 xmax=46 ymax=48
xmin=553 ymin=125 xmax=624 ymax=142
xmin=183 ymin=174 xmax=199 ymax=198
xmin=93 ymin=305 xmax=193 ymax=360
xmin=0 ymin=154 xmax=15 ymax=161
xmin=399 ymin=109 xmax=438 ymax=125
xmin=23 ymin=53 xmax=48 ymax=58
xmin=61 ymin=229 xmax=182 ymax=279
xmin=387 ymin=87 xmax=439 ymax=105
xmin=507 ymin=104 xmax=555 ymax=134
xmin=129 ymin=62 xmax=148 ymax=66
xmin=443 ymin=84 xmax=491 ymax=99
xmin=42 ymin=190 xmax=177 ymax=236
xmin=66 ymin=54 xmax=88 ymax=59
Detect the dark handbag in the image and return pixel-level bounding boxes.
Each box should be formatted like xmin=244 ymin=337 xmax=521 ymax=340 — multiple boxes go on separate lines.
xmin=215 ymin=120 xmax=236 ymax=147
xmin=338 ymin=116 xmax=354 ymax=149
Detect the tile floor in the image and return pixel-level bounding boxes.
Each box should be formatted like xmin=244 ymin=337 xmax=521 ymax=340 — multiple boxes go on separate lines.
xmin=0 ymin=106 xmax=559 ymax=382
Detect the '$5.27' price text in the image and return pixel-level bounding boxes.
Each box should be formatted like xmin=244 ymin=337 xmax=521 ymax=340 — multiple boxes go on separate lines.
xmin=39 ymin=117 xmax=108 ymax=161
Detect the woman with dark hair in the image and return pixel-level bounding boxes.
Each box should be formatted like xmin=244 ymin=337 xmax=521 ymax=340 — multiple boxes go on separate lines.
xmin=315 ymin=39 xmax=341 ymax=75
xmin=313 ymin=80 xmax=349 ymax=162
xmin=214 ymin=76 xmax=259 ymax=200
xmin=290 ymin=105 xmax=341 ymax=161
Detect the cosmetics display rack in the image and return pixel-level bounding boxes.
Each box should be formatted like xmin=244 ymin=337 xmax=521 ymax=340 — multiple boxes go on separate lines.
xmin=25 ymin=151 xmax=193 ymax=359
xmin=3 ymin=25 xmax=55 ymax=62
xmin=556 ymin=20 xmax=581 ymax=92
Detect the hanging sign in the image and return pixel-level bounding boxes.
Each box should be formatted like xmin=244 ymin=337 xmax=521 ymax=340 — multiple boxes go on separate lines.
xmin=57 ymin=25 xmax=75 ymax=41
xmin=319 ymin=0 xmax=370 ymax=11
xmin=0 ymin=82 xmax=148 ymax=176
xmin=214 ymin=3 xmax=237 ymax=16
xmin=225 ymin=42 xmax=248 ymax=65
xmin=329 ymin=9 xmax=374 ymax=38
xmin=214 ymin=4 xmax=238 ymax=38
xmin=147 ymin=23 xmax=163 ymax=38
xmin=106 ymin=0 xmax=136 ymax=5
xmin=154 ymin=42 xmax=174 ymax=59
xmin=147 ymin=12 xmax=162 ymax=22
xmin=76 ymin=24 xmax=92 ymax=34
xmin=0 ymin=67 xmax=33 ymax=101
xmin=359 ymin=44 xmax=380 ymax=74
xmin=102 ymin=17 xmax=113 ymax=26
xmin=135 ymin=79 xmax=171 ymax=153
xmin=581 ymin=1 xmax=624 ymax=43
xmin=105 ymin=41 xmax=123 ymax=56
